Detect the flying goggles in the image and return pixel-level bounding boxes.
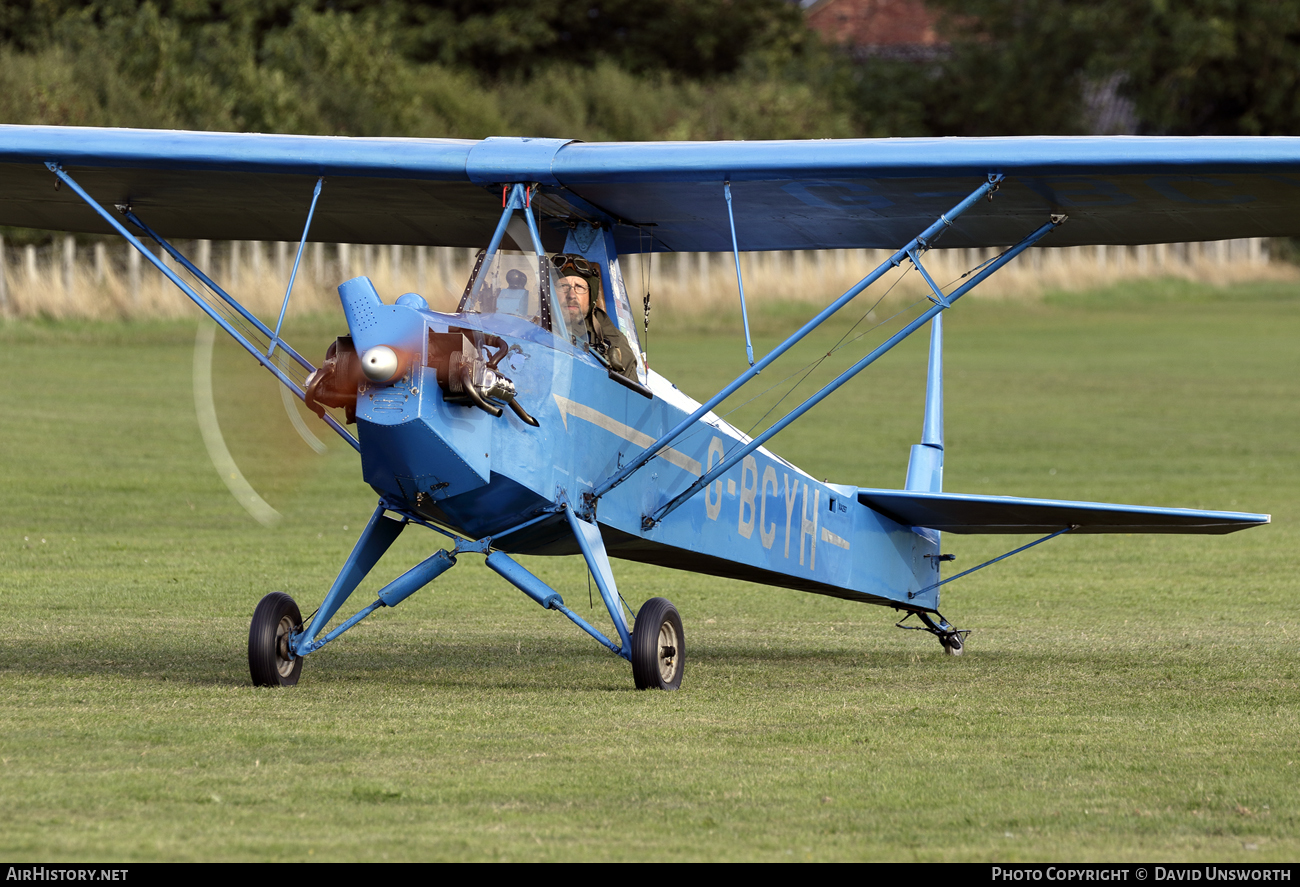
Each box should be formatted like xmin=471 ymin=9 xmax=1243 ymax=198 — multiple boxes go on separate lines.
xmin=550 ymin=254 xmax=597 ymax=275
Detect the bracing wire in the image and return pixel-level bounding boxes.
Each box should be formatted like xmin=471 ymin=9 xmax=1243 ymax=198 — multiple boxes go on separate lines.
xmin=166 ymin=245 xmax=314 ymax=392
xmin=692 ymin=246 xmax=1001 ymax=466
xmin=638 ymin=227 xmax=652 ymax=364
xmin=667 ymin=257 xmax=920 ymax=456
xmin=738 ymin=262 xmax=918 ymax=440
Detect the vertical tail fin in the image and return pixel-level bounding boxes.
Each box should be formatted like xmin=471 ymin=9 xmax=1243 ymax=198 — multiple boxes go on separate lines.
xmin=905 ymin=314 xmax=944 ymax=493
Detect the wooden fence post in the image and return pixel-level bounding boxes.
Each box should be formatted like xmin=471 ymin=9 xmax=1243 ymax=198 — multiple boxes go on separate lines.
xmin=128 ymin=244 xmax=140 ymax=303
xmin=436 ymin=247 xmax=451 ymax=295
xmin=62 ymin=236 xmax=75 ymax=294
xmin=337 ymin=244 xmax=351 ymax=281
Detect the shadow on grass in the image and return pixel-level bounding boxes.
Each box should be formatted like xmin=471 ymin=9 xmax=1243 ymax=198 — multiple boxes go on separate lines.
xmin=0 ymin=627 xmax=1058 ymax=694
xmin=8 ymin=602 xmax=1254 ymax=694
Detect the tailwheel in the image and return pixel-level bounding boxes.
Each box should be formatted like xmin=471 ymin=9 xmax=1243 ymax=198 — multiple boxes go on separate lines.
xmin=898 ymin=610 xmax=969 ymax=656
xmin=631 ymin=597 xmax=684 ymax=691
xmin=249 ymin=592 xmax=304 ymax=687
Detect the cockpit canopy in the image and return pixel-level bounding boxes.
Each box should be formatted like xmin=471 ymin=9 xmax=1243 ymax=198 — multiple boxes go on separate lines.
xmin=458 ymin=250 xmax=574 ymax=341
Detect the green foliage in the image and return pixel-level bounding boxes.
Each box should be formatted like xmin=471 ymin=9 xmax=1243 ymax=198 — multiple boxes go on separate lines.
xmin=16 ymin=0 xmax=811 ymax=78
xmin=1107 ymin=0 xmax=1300 ymax=135
xmin=31 ymin=2 xmax=505 ymax=135
xmin=0 ymin=43 xmax=166 ymax=128
xmin=495 ymin=60 xmax=858 ymax=141
xmin=253 ymin=8 xmax=502 ymax=136
xmin=5 ymin=1 xmax=1300 ymax=143
xmin=0 ymin=0 xmax=867 ymax=139
xmin=922 ymin=0 xmax=1111 ymax=135
xmin=896 ymin=0 xmax=1300 ymax=136
xmin=837 ymin=0 xmax=1122 ymax=137
xmin=385 ymin=0 xmax=812 ymax=78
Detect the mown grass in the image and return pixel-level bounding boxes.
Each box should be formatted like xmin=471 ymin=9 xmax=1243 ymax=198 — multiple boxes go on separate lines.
xmin=0 ymin=279 xmax=1297 ymax=861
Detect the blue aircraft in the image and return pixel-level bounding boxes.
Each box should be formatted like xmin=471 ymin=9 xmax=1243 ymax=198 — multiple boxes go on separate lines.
xmin=0 ymin=127 xmax=1278 ymax=689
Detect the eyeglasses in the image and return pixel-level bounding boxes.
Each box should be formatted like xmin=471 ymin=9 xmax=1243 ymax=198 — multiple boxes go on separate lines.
xmin=551 ymin=254 xmax=596 ymax=275
xmin=556 ymin=280 xmax=589 ymax=294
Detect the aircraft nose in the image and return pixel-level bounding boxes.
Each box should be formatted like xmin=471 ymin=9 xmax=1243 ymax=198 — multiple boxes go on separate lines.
xmin=338 ymin=276 xmax=426 ymax=356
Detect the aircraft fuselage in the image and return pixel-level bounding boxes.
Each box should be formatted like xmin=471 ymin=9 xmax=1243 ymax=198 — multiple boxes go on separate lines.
xmin=354 ymin=305 xmax=941 ymax=612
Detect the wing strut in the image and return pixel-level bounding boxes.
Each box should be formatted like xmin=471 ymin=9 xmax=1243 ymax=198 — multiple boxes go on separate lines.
xmin=590 ymin=174 xmax=1005 ymax=505
xmin=487 ymin=183 xmax=544 ymax=261
xmin=268 ymin=176 xmax=324 ymax=359
xmin=723 ymin=181 xmax=755 ymax=366
xmin=645 ymin=214 xmax=1066 ymax=527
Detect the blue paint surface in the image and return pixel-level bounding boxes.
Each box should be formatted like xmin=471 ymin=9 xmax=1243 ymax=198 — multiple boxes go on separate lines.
xmin=346 ymin=284 xmax=938 ymax=609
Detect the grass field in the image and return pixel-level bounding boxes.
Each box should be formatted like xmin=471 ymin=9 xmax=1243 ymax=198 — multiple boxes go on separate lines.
xmin=0 ymin=279 xmax=1297 ymax=861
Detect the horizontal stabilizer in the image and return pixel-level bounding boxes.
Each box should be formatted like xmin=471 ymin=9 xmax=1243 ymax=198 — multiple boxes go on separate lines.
xmin=856 ymin=488 xmax=1269 ymax=535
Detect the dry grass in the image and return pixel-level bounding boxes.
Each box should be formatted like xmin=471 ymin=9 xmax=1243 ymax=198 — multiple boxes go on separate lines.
xmin=624 ymin=240 xmax=1298 ymax=321
xmin=0 ymin=238 xmax=1293 ymax=323
xmin=0 ymin=241 xmax=478 ymax=322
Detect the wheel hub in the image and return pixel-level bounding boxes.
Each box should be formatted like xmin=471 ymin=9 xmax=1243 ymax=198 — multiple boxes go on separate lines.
xmin=657 ymin=622 xmax=679 ymax=683
xmin=275 ymin=615 xmax=297 ymax=677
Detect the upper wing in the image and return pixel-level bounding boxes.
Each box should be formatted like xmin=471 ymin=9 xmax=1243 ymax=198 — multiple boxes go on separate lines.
xmin=0 ymin=126 xmax=497 ymax=247
xmin=4 ymin=125 xmax=1300 ymax=252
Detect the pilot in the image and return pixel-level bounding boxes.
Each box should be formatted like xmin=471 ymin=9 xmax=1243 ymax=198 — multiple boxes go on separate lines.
xmin=555 ymin=260 xmax=639 ymax=381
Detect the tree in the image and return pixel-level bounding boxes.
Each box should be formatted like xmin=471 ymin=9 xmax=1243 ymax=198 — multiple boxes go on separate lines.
xmin=904 ymin=0 xmax=1300 ymax=136
xmin=1111 ymin=0 xmax=1300 ymax=135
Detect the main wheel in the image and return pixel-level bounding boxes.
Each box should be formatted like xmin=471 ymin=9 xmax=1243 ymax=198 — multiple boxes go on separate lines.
xmin=942 ymin=632 xmax=964 ymax=657
xmin=249 ymin=592 xmax=303 ymax=687
xmin=631 ymin=597 xmax=684 ymax=691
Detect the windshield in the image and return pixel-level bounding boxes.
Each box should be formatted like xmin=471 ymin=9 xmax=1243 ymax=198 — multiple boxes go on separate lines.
xmin=458 ymin=250 xmax=571 ymax=340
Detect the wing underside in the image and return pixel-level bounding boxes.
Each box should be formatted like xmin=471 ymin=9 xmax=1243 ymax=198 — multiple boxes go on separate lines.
xmin=855 ymin=488 xmax=1270 ymax=535
xmin=4 ymin=126 xmax=1300 ymax=251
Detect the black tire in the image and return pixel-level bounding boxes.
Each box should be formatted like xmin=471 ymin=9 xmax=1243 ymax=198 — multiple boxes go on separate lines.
xmin=249 ymin=592 xmax=304 ymax=687
xmin=942 ymin=632 xmax=964 ymax=657
xmin=631 ymin=597 xmax=684 ymax=691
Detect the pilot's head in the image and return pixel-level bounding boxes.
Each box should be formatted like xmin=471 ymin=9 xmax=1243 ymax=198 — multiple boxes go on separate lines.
xmin=556 ymin=267 xmax=600 ymax=332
